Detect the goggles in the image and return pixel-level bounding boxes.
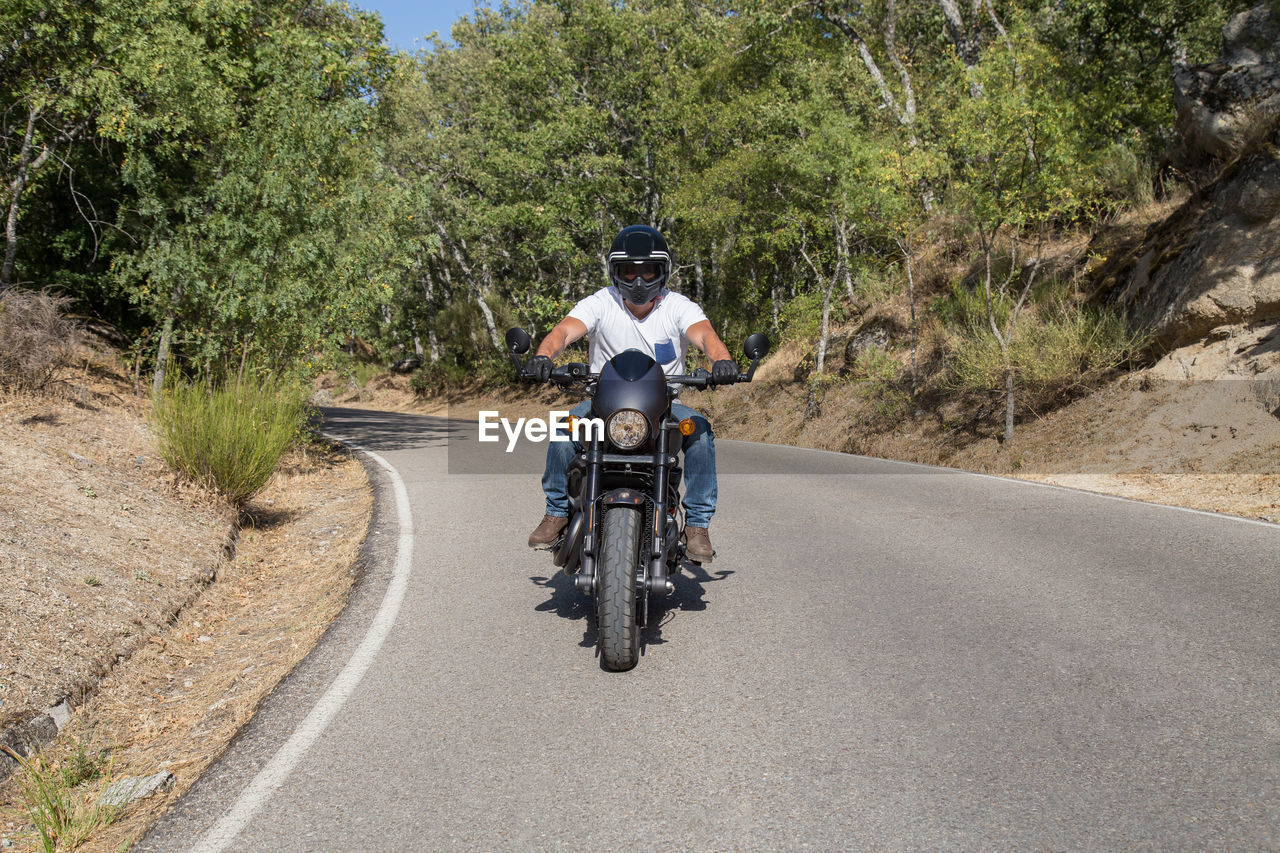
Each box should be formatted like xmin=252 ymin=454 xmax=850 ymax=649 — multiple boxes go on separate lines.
xmin=615 ymin=261 xmax=665 ymax=283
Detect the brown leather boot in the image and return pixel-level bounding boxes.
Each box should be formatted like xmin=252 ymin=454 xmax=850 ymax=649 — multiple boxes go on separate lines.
xmin=528 ymin=514 xmax=568 ymax=547
xmin=684 ymin=526 xmax=715 ymax=562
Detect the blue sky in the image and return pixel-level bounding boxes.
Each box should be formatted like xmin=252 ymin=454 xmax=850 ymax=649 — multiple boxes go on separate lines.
xmin=357 ymin=0 xmax=491 ymax=51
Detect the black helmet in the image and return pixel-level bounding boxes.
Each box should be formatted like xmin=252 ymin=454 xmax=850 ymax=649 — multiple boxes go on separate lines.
xmin=608 ymin=225 xmax=671 ymax=305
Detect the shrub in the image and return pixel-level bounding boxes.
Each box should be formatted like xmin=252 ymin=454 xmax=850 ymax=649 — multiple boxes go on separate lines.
xmin=1095 ymin=142 xmax=1155 ymax=210
xmin=409 ymin=351 xmax=515 ymax=395
xmin=847 ymin=346 xmax=912 ymax=425
xmin=948 ymin=300 xmax=1146 ymax=405
xmin=151 ymin=375 xmax=309 ymax=504
xmin=0 ymin=290 xmax=80 ymax=395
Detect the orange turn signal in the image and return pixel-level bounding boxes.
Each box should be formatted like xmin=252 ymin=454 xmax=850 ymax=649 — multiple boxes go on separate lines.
xmin=678 ymin=418 xmax=696 ymax=436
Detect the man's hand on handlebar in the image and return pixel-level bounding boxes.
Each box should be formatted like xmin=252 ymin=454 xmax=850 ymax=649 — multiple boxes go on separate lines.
xmin=528 ymin=355 xmax=554 ymax=381
xmin=711 ymin=359 xmax=739 ymax=384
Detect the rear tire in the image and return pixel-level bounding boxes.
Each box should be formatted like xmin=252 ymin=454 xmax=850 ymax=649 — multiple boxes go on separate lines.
xmin=596 ymin=506 xmax=641 ymax=671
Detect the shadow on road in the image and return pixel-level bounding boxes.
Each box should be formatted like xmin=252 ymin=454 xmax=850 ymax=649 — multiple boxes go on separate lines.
xmin=530 ymin=562 xmax=734 ymax=664
xmin=315 ymin=407 xmax=463 ymax=452
xmin=531 ymin=571 xmax=597 ymax=649
xmin=641 ymin=563 xmax=734 ymax=653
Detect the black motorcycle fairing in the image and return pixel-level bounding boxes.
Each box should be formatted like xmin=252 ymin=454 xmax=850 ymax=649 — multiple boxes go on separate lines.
xmin=606 ymin=349 xmax=658 ymax=381
xmin=592 ymin=350 xmax=668 ymax=444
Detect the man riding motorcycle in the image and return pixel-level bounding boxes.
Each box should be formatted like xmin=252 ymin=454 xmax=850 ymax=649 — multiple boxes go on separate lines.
xmin=526 ymin=225 xmax=737 ymax=562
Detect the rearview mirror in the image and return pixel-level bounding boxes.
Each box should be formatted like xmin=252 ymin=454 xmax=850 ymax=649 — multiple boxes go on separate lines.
xmin=506 ymin=327 xmax=532 ymax=355
xmin=743 ymin=333 xmax=771 ymax=361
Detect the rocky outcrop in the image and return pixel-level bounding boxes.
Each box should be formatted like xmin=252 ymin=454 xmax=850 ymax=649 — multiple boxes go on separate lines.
xmin=1101 ymin=135 xmax=1280 ymax=348
xmin=1174 ymin=3 xmax=1280 ymax=163
xmin=1097 ymin=5 xmax=1280 ymax=352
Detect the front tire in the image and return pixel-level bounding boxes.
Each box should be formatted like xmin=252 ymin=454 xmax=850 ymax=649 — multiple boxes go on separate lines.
xmin=596 ymin=506 xmax=641 ymax=671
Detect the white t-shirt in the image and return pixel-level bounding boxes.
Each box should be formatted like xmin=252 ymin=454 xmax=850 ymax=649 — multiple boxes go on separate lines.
xmin=568 ymin=286 xmax=708 ymax=376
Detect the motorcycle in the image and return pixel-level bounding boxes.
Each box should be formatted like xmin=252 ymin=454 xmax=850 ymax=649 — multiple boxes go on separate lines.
xmin=505 ymin=327 xmax=770 ymax=671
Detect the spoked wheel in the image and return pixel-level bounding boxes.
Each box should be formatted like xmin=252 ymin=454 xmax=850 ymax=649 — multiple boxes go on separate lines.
xmin=596 ymin=506 xmax=641 ymax=671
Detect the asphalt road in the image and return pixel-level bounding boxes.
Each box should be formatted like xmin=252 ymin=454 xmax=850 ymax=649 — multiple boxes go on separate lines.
xmin=138 ymin=407 xmax=1280 ymax=851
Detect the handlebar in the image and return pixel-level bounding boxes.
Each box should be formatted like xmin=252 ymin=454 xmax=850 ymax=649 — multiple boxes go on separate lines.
xmin=516 ymin=362 xmax=755 ymax=388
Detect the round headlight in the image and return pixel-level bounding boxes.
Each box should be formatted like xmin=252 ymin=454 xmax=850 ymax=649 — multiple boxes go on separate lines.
xmin=606 ymin=409 xmax=649 ymax=449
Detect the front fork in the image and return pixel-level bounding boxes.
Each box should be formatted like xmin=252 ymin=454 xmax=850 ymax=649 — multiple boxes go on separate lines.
xmin=573 ymin=434 xmax=604 ymax=593
xmin=572 ymin=424 xmax=679 ymax=597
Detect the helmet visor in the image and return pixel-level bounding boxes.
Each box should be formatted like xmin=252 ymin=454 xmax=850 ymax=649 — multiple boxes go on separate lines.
xmin=615 ymin=261 xmax=665 ymax=283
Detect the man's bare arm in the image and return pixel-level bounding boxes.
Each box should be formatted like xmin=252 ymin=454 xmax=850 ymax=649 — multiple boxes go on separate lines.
xmin=686 ymin=320 xmax=732 ymax=364
xmin=535 ymin=317 xmax=588 ymax=359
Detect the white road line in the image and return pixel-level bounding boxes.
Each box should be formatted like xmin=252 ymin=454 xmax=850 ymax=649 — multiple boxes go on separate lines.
xmin=188 ymin=439 xmax=413 ymax=853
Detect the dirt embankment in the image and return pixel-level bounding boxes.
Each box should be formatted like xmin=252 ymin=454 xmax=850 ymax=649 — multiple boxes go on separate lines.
xmin=0 ymin=369 xmax=233 ymax=751
xmin=0 ymin=357 xmax=372 ymax=851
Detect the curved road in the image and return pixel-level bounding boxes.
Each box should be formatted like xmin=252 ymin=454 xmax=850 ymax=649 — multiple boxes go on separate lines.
xmin=139 ymin=407 xmax=1280 ymax=850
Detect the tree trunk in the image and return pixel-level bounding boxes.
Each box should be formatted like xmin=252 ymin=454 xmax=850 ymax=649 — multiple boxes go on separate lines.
xmin=2 ymin=109 xmax=88 ymax=292
xmin=837 ymin=220 xmax=855 ymax=300
xmin=898 ymin=236 xmax=918 ymax=394
xmin=822 ymin=1 xmax=917 ymax=140
xmin=938 ymin=0 xmax=983 ymax=97
xmin=644 ymin=144 xmax=658 ymax=226
xmin=1 ymin=111 xmax=38 ymax=292
xmin=417 ymin=261 xmax=441 ymax=362
xmin=1003 ymin=367 xmax=1015 ymax=443
xmin=432 ymin=222 xmax=503 ymax=353
xmin=817 ymin=281 xmax=833 ymax=374
xmin=236 ymin=336 xmax=251 ymax=384
xmin=152 ymin=309 xmax=176 ymax=396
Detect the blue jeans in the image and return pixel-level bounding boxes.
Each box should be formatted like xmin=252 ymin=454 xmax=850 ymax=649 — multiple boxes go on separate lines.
xmin=541 ymin=400 xmax=717 ymax=527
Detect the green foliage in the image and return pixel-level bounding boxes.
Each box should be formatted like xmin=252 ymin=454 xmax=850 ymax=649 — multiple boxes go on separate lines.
xmin=150 ymin=374 xmax=309 ymax=504
xmin=1 ymin=0 xmax=1236 ymax=395
xmin=778 ymin=290 xmax=833 ymax=343
xmin=2 ymin=0 xmax=401 ymax=378
xmin=55 ymin=743 xmax=110 ymax=790
xmin=846 ymin=345 xmax=912 ymax=424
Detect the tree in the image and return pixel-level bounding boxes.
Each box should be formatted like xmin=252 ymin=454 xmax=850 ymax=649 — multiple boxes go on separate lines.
xmin=943 ymin=22 xmax=1098 ymax=442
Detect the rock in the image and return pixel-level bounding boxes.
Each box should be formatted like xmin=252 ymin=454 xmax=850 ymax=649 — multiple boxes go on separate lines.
xmin=0 ymin=711 xmax=58 ymax=782
xmin=1223 ymin=3 xmax=1279 ymax=66
xmin=99 ymin=770 xmax=174 ymax=809
xmin=843 ymin=323 xmax=892 ymax=363
xmin=390 ymin=356 xmax=422 ymax=374
xmin=1173 ymin=3 xmax=1280 ymax=163
xmin=842 ymin=318 xmax=905 ymax=374
xmin=1101 ymin=117 xmax=1280 ymax=349
xmin=311 ymin=388 xmax=334 ymax=407
xmin=44 ymin=700 xmax=71 ymax=730
xmin=1146 ymin=321 xmax=1280 ymax=380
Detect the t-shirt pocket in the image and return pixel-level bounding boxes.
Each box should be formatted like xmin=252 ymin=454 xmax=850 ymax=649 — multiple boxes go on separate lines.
xmin=653 ymin=339 xmax=677 ymax=364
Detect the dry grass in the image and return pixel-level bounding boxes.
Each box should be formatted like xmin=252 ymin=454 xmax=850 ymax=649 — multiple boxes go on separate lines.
xmin=0 ymin=361 xmax=233 ymax=725
xmin=0 ymin=443 xmax=371 ymax=852
xmin=0 ymin=291 xmax=82 ymax=396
